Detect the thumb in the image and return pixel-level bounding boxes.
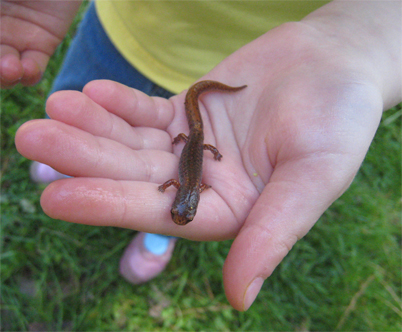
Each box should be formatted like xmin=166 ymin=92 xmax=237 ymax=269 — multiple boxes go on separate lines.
xmin=222 ymin=156 xmax=358 ymax=311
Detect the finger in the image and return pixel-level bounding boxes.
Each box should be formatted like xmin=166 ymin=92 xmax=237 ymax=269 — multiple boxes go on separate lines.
xmin=46 ymin=90 xmax=172 ymax=150
xmin=0 ymin=48 xmax=23 ymax=88
xmin=20 ymin=50 xmax=49 ymax=86
xmin=222 ymin=155 xmax=361 ymax=311
xmin=0 ymin=48 xmax=47 ymax=87
xmin=82 ymin=80 xmax=175 ymax=129
xmin=15 ymin=119 xmax=175 ymax=182
xmin=40 ymin=177 xmax=240 ymax=241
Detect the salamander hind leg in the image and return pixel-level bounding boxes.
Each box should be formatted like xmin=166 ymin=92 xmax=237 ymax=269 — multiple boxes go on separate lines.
xmin=158 ymin=179 xmax=180 ymax=192
xmin=203 ymin=144 xmax=222 ymax=161
xmin=199 ymin=183 xmax=212 ymax=193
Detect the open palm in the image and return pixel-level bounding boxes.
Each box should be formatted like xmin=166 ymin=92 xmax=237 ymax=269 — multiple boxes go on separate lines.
xmin=16 ymin=78 xmax=260 ymax=240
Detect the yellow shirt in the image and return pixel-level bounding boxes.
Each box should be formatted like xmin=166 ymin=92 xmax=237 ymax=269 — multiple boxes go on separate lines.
xmin=96 ymin=1 xmax=329 ymax=94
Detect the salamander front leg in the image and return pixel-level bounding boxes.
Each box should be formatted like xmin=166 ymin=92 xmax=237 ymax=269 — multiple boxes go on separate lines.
xmin=203 ymin=144 xmax=222 ymax=161
xmin=172 ymin=133 xmax=222 ymax=161
xmin=158 ymin=179 xmax=180 ymax=192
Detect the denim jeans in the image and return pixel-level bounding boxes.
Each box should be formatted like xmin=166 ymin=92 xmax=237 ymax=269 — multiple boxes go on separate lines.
xmin=50 ymin=1 xmax=174 ymax=99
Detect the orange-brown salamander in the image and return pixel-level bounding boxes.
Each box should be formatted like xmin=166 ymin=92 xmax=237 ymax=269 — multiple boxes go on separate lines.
xmin=158 ymin=80 xmax=247 ymax=225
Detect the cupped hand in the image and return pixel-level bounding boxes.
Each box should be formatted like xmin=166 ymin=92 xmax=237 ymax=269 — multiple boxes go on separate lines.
xmin=16 ymin=77 xmax=258 ymax=241
xmin=0 ymin=0 xmax=81 ymax=88
xmin=16 ymin=21 xmax=389 ymax=311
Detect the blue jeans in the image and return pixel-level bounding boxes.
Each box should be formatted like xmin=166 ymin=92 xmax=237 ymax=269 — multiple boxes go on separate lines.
xmin=50 ymin=1 xmax=175 ymax=253
xmin=50 ymin=1 xmax=174 ymax=99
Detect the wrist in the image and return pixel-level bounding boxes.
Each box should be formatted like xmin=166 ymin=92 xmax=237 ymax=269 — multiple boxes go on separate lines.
xmin=301 ymin=1 xmax=401 ymax=110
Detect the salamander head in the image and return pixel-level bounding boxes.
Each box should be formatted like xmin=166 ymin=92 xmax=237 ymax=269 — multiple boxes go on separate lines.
xmin=171 ymin=189 xmax=199 ymax=225
xmin=171 ymin=206 xmax=196 ymax=225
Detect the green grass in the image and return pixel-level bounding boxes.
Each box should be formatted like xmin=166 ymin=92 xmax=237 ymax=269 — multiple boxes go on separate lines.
xmin=1 ymin=4 xmax=401 ymax=331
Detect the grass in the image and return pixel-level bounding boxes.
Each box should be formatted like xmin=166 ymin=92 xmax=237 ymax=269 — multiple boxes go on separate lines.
xmin=1 ymin=3 xmax=401 ymax=331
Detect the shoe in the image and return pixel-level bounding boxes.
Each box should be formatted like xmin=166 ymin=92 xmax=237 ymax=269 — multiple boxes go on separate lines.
xmin=119 ymin=232 xmax=177 ymax=284
xmin=30 ymin=161 xmax=69 ymax=184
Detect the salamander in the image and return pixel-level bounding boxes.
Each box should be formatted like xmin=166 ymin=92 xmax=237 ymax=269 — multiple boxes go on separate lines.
xmin=158 ymin=80 xmax=247 ymax=225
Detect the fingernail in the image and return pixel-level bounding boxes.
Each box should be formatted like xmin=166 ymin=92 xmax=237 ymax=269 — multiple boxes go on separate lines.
xmin=243 ymin=277 xmax=264 ymax=311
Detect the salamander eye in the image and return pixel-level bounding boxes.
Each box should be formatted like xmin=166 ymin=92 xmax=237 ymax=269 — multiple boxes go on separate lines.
xmin=186 ymin=206 xmax=196 ymax=220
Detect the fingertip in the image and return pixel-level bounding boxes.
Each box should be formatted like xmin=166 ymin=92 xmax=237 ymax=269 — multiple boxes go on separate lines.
xmin=15 ymin=119 xmax=43 ymax=156
xmin=0 ymin=53 xmax=23 ymax=87
xmin=82 ymin=79 xmax=128 ymax=113
xmin=46 ymin=90 xmax=84 ymax=120
xmin=82 ymin=79 xmax=117 ymax=100
xmin=40 ymin=181 xmax=57 ymax=217
xmin=20 ymin=58 xmax=42 ymax=86
xmin=243 ymin=277 xmax=264 ymax=311
xmin=40 ymin=179 xmax=80 ymax=221
xmin=40 ymin=180 xmax=75 ymax=222
xmin=223 ymin=222 xmax=272 ymax=308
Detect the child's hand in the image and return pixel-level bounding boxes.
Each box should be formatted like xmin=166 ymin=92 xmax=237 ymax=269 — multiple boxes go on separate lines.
xmin=15 ymin=1 xmax=400 ymax=312
xmin=1 ymin=0 xmax=81 ymax=88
